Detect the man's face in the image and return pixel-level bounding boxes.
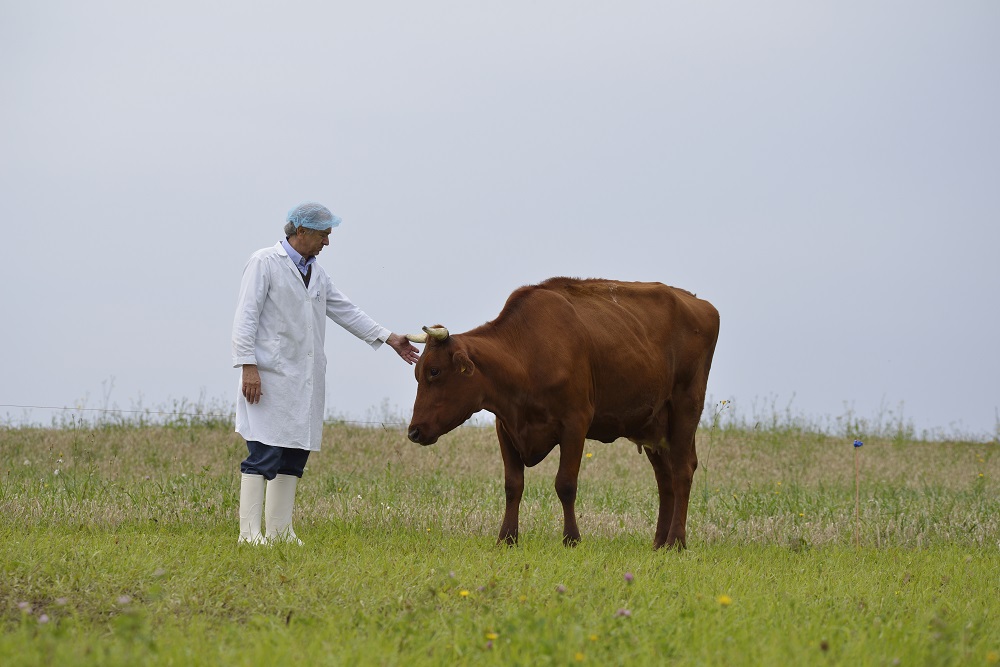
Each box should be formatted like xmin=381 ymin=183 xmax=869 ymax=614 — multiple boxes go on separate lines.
xmin=296 ymin=226 xmax=332 ymax=258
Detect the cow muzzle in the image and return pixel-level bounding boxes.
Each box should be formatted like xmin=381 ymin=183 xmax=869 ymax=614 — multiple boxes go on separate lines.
xmin=407 ymin=425 xmax=438 ymax=446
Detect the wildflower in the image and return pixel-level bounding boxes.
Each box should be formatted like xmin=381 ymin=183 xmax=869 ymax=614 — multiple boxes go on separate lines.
xmin=624 ymin=572 xmax=634 ymax=584
xmin=717 ymin=595 xmax=732 ymax=606
xmin=986 ymin=650 xmax=998 ymax=664
xmin=575 ymin=652 xmax=585 ymax=661
xmin=853 ymin=439 xmax=864 ymax=448
xmin=54 ymin=469 xmax=60 ymax=476
xmin=23 ymin=460 xmax=30 ymax=466
xmin=18 ymin=602 xmax=31 ymax=612
xmin=585 ymin=452 xmax=593 ymax=459
xmin=556 ymin=584 xmax=567 ymax=594
xmin=518 ymin=595 xmax=527 ymax=602
xmin=459 ymin=590 xmax=469 ymax=597
xmin=486 ymin=641 xmax=494 ymax=650
xmin=38 ymin=614 xmax=49 ymax=624
xmin=117 ymin=595 xmax=132 ymax=605
xmin=614 ymin=608 xmax=631 ymax=618
xmin=589 ymin=634 xmax=598 ymax=641
xmin=55 ymin=598 xmax=67 ymax=605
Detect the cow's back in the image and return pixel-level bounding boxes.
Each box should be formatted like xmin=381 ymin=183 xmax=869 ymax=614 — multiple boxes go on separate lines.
xmin=535 ymin=278 xmax=719 ymax=438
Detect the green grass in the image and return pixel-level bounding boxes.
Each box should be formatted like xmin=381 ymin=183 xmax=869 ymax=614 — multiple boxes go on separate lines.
xmin=1 ymin=420 xmax=999 ymax=665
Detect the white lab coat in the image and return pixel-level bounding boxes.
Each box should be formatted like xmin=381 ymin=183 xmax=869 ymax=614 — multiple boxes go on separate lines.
xmin=232 ymin=242 xmax=390 ymax=451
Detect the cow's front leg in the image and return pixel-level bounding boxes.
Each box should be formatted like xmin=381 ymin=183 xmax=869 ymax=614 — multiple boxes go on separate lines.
xmin=555 ymin=435 xmax=585 ymax=546
xmin=496 ymin=423 xmax=524 ymax=546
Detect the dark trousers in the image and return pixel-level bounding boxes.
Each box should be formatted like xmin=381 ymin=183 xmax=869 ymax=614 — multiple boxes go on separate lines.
xmin=240 ymin=440 xmax=310 ymax=480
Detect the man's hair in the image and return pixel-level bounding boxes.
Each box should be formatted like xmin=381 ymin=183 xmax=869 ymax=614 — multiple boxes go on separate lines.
xmin=283 ymin=221 xmax=297 ymax=237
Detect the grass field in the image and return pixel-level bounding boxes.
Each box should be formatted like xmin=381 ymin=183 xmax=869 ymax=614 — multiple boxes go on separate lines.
xmin=2 ymin=412 xmax=998 ymax=666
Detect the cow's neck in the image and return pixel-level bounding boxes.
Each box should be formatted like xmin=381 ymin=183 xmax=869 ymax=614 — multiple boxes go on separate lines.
xmin=464 ymin=334 xmax=529 ymax=418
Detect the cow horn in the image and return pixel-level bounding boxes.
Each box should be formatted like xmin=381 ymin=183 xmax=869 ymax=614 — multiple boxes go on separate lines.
xmin=422 ymin=325 xmax=450 ymax=341
xmin=405 ymin=332 xmax=427 ymax=343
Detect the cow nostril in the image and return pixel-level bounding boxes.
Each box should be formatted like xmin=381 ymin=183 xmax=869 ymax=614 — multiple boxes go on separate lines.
xmin=407 ymin=427 xmax=420 ymax=443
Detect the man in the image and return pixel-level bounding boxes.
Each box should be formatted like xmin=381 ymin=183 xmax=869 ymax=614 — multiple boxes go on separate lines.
xmin=232 ymin=202 xmax=419 ymax=545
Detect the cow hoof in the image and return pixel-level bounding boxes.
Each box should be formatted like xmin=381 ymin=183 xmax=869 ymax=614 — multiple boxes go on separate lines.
xmin=496 ymin=535 xmax=518 ymax=548
xmin=654 ymin=539 xmax=687 ymax=551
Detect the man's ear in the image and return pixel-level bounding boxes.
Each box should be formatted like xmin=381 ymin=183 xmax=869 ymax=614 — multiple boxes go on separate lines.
xmin=453 ymin=350 xmax=475 ymax=376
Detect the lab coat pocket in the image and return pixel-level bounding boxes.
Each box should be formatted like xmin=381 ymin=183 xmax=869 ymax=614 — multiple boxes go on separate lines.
xmin=255 ymin=337 xmax=282 ymax=373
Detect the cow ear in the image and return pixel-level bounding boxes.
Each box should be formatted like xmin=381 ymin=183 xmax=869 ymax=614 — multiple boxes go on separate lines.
xmin=453 ymin=350 xmax=475 ymax=376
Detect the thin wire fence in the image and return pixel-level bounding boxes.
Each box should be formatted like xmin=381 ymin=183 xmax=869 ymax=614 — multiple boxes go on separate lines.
xmin=0 ymin=402 xmax=419 ymax=430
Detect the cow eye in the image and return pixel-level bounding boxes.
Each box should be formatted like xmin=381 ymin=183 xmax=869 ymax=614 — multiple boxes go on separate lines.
xmin=429 ymin=368 xmax=440 ymax=378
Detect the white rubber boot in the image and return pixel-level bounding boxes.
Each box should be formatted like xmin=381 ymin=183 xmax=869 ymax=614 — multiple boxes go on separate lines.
xmin=265 ymin=474 xmax=304 ymax=545
xmin=238 ymin=473 xmax=266 ymax=545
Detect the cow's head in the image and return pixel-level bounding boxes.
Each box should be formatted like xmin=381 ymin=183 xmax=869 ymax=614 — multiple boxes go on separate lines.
xmin=405 ymin=325 xmax=481 ymax=446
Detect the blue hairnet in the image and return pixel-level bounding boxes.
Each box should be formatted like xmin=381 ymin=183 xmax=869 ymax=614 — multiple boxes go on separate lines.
xmin=287 ymin=202 xmax=342 ymax=230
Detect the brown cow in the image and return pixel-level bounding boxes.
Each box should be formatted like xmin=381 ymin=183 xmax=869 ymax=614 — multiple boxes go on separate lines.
xmin=405 ymin=277 xmax=719 ymax=549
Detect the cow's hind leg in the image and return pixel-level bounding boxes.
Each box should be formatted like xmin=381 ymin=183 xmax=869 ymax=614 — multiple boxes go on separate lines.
xmin=644 ymin=446 xmax=675 ymax=550
xmin=662 ymin=395 xmax=702 ymax=549
xmin=496 ymin=423 xmax=524 ymax=546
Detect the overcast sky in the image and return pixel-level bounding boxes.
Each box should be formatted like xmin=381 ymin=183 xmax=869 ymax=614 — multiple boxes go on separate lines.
xmin=2 ymin=2 xmax=998 ymax=439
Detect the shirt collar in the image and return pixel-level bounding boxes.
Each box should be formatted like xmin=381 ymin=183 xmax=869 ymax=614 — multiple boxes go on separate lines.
xmin=281 ymin=238 xmax=316 ymax=275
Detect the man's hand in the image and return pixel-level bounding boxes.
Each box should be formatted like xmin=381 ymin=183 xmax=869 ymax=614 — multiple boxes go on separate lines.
xmin=242 ymin=364 xmax=263 ymax=404
xmin=386 ymin=333 xmax=420 ymax=365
